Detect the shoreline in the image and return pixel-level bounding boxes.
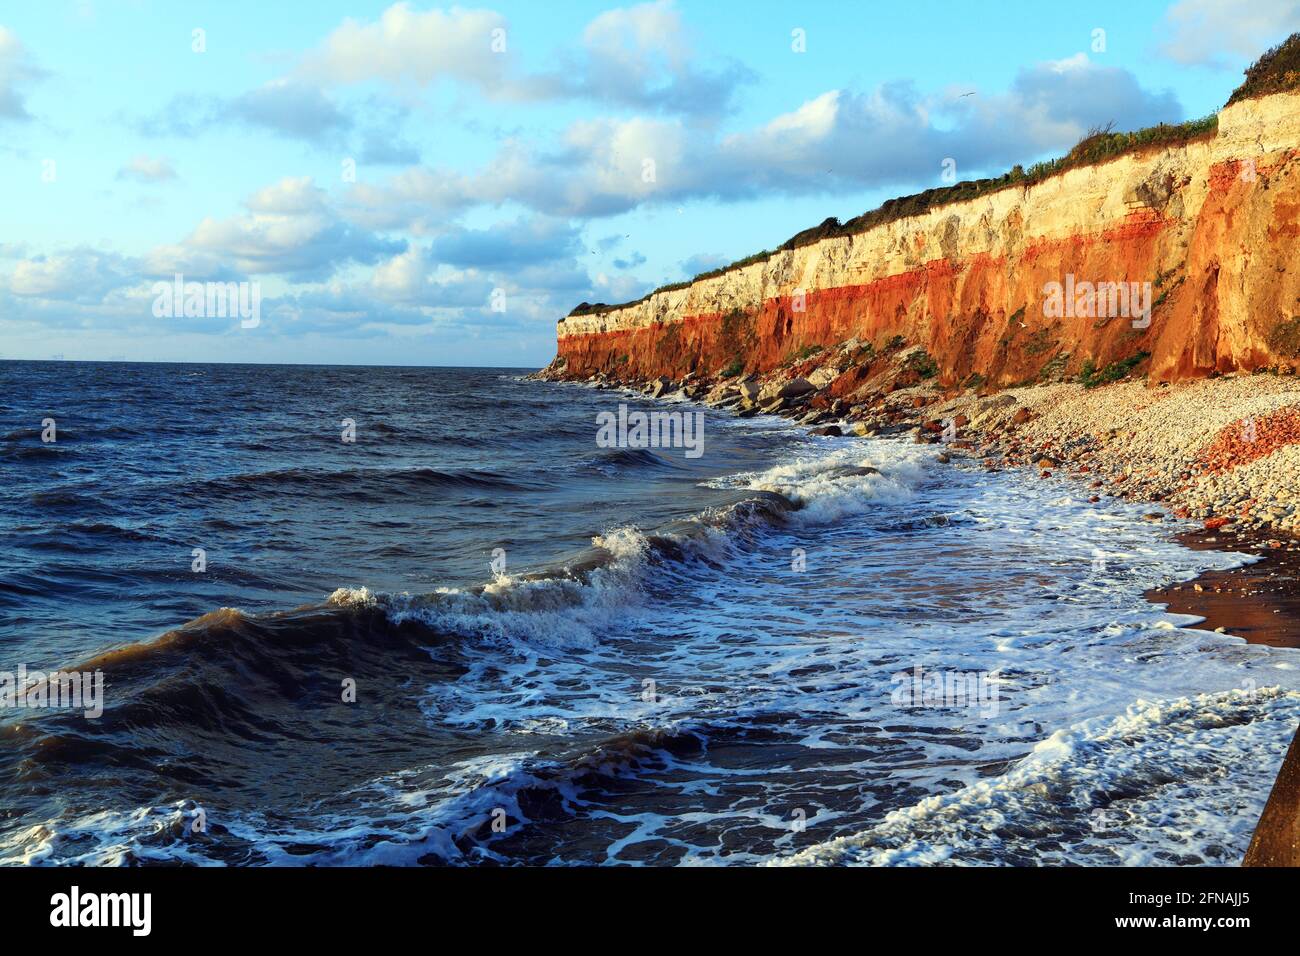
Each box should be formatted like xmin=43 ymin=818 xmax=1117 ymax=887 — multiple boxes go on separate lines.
xmin=535 ymin=354 xmax=1300 ymax=864
xmin=1146 ymin=529 xmax=1300 ymax=649
xmin=539 ymin=359 xmax=1300 ymax=647
xmin=537 ymin=345 xmax=1300 ymax=622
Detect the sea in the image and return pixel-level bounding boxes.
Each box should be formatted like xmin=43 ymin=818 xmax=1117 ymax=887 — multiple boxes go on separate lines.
xmin=1 ymin=360 xmax=1298 ymax=866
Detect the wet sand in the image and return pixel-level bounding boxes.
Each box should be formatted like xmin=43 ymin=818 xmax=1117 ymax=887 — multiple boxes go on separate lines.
xmin=1150 ymin=529 xmax=1300 ymax=865
xmin=1145 ymin=530 xmax=1300 ymax=648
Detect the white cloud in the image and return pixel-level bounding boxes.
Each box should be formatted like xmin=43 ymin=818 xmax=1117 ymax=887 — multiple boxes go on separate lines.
xmin=343 ymin=165 xmax=479 ymax=231
xmin=429 ymin=216 xmax=583 ymax=268
xmin=134 ymin=80 xmax=354 ymax=145
xmin=582 ymin=1 xmax=686 ymax=67
xmin=563 ymin=0 xmax=752 ymax=114
xmin=246 ymin=176 xmax=328 ymax=215
xmin=6 ymin=248 xmax=140 ymax=302
xmin=225 ymin=79 xmax=352 ymax=142
xmin=116 ymin=155 xmax=177 ymax=183
xmin=346 ymin=53 xmax=1181 ymax=223
xmin=757 ymin=90 xmax=841 ymax=141
xmin=1161 ymin=0 xmax=1300 ymax=67
xmin=0 ymin=26 xmax=44 ymax=121
xmin=368 ymin=246 xmax=438 ymax=302
xmin=297 ymin=1 xmax=750 ymax=115
xmin=146 ymin=176 xmax=404 ymax=281
xmin=299 ymin=4 xmax=513 ymax=92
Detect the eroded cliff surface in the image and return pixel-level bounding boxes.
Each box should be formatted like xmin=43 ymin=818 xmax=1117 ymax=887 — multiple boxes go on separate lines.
xmin=551 ymin=92 xmax=1300 ymax=387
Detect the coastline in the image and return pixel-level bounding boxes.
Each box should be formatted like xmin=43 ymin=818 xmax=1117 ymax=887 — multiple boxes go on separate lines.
xmin=536 ymin=342 xmax=1300 ymax=541
xmin=535 ymin=351 xmax=1300 ymax=863
xmin=1146 ymin=529 xmax=1300 ymax=649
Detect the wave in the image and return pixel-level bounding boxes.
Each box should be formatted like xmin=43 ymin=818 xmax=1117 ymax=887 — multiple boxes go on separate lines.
xmin=0 ymin=603 xmax=466 ymax=856
xmin=196 ymin=465 xmax=535 ymax=498
xmin=3 ymin=447 xmax=906 ymax=763
xmin=876 ymin=511 xmax=971 ymax=533
xmin=330 ymin=527 xmax=660 ymax=650
xmin=27 ymin=489 xmax=105 ymax=510
xmin=63 ymin=521 xmax=169 ymax=543
xmin=578 ymin=447 xmax=681 ymax=474
xmin=704 ymin=443 xmax=923 ymax=524
xmin=11 ymin=521 xmax=174 ymax=554
xmin=0 ymin=442 xmax=921 ymax=864
xmin=1 ymin=428 xmax=69 ymax=443
xmin=776 ymin=687 xmax=1300 ymax=867
xmin=331 ymin=446 xmax=916 ymax=648
xmin=1 ymin=444 xmax=65 ymax=462
xmin=1 ymin=718 xmax=716 ymax=866
xmin=344 ymin=722 xmax=721 ymax=865
xmin=67 ymin=603 xmax=438 ymax=689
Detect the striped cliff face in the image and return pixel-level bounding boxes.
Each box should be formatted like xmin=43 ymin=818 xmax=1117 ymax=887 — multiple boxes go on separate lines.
xmin=553 ymin=91 xmax=1300 ymax=387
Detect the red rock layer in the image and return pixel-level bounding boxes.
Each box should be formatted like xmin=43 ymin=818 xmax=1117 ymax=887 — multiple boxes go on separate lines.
xmin=1197 ymin=407 xmax=1300 ymax=473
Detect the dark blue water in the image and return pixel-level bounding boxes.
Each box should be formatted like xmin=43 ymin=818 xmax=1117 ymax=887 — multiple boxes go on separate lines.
xmin=1 ymin=361 xmax=1295 ymax=866
xmin=0 ymin=361 xmax=839 ymax=863
xmin=0 ymin=362 xmax=795 ymax=665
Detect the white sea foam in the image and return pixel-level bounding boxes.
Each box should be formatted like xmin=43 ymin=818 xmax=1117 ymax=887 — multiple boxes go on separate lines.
xmin=704 ymin=441 xmax=925 ymax=523
xmin=329 ymin=443 xmax=922 ymax=649
xmin=19 ymin=437 xmax=1300 ymax=867
xmin=778 ymin=688 xmax=1300 ymax=866
xmin=309 ymin=439 xmax=1300 ymax=865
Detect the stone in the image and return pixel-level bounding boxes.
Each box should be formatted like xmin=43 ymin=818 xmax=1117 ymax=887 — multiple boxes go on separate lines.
xmin=808 ymin=366 xmax=840 ymax=389
xmin=760 ymin=377 xmax=816 ymax=402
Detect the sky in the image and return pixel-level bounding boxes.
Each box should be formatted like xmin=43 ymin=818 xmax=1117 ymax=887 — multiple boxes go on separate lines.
xmin=0 ymin=0 xmax=1297 ymax=367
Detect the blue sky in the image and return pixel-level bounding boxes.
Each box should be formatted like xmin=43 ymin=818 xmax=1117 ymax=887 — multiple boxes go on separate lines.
xmin=0 ymin=0 xmax=1296 ymax=366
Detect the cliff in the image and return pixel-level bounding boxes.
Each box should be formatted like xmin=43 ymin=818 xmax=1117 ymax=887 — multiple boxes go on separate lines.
xmin=549 ymin=90 xmax=1300 ymax=388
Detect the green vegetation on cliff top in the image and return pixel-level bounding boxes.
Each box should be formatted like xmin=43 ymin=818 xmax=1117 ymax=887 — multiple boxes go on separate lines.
xmin=1227 ymin=33 xmax=1300 ymax=105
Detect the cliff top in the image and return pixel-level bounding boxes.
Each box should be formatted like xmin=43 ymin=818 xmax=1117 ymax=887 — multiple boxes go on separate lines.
xmin=1227 ymin=32 xmax=1300 ymax=106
